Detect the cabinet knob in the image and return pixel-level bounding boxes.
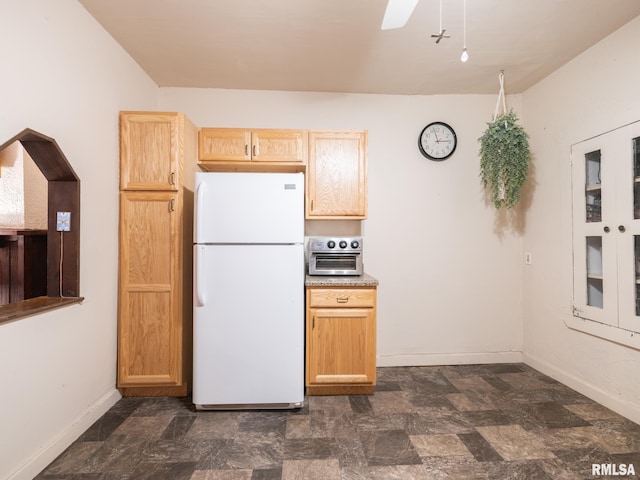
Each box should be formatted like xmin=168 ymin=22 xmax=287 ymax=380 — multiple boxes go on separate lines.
xmin=619 ymin=225 xmax=626 ymax=233
xmin=604 ymin=226 xmax=610 ymax=233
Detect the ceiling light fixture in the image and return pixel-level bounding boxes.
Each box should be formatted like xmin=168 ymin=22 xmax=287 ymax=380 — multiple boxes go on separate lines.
xmin=460 ymin=0 xmax=468 ymax=62
xmin=430 ymin=0 xmax=450 ymax=43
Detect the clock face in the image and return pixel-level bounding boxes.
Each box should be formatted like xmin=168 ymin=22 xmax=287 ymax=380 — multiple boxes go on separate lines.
xmin=418 ymin=122 xmax=457 ymax=160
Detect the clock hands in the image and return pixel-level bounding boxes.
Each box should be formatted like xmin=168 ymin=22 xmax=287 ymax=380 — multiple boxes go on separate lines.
xmin=432 ymin=128 xmax=451 ymax=143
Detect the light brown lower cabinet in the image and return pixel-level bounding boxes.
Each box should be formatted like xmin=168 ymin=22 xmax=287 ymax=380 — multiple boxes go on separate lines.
xmin=118 ymin=191 xmax=186 ymax=396
xmin=305 ymin=287 xmax=377 ymax=395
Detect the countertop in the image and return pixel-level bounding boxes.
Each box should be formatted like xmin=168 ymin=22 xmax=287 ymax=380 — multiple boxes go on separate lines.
xmin=305 ymin=273 xmax=379 ymax=287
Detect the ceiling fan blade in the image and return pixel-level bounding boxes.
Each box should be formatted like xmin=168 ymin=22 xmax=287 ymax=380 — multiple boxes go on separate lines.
xmin=381 ymin=0 xmax=419 ymax=30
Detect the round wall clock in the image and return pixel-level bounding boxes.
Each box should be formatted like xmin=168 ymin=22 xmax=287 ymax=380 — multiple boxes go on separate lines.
xmin=418 ymin=122 xmax=457 ymax=161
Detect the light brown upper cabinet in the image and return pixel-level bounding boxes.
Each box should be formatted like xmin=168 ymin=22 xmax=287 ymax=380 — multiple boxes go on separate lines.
xmin=198 ymin=128 xmax=308 ymax=170
xmin=307 ymin=131 xmax=368 ymax=219
xmin=120 ymin=112 xmax=183 ymax=191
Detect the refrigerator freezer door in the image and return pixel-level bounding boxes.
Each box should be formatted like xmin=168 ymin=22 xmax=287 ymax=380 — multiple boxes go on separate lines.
xmin=195 ymin=172 xmax=304 ymax=244
xmin=193 ymin=243 xmax=304 ymax=408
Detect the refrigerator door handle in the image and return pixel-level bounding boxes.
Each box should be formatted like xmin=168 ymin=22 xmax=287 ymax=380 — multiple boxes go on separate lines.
xmin=195 ymin=245 xmax=207 ymax=306
xmin=195 ymin=180 xmax=207 ymax=243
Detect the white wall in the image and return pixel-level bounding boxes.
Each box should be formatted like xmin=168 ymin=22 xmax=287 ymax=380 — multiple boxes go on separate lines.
xmin=0 ymin=144 xmax=47 ymax=228
xmin=522 ymin=15 xmax=640 ymax=423
xmin=23 ymin=149 xmax=48 ymax=229
xmin=0 ymin=1 xmax=159 ymax=479
xmin=0 ymin=143 xmax=26 ymax=226
xmin=160 ymin=89 xmax=525 ymax=367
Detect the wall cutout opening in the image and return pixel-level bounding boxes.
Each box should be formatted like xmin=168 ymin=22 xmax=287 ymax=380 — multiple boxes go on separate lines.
xmin=0 ymin=129 xmax=82 ymax=323
xmin=0 ymin=142 xmax=48 ymax=304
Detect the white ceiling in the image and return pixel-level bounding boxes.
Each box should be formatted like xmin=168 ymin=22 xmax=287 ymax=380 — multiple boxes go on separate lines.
xmin=78 ymin=0 xmax=640 ymax=95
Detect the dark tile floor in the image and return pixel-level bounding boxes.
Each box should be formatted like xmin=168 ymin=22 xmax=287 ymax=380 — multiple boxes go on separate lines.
xmin=37 ymin=364 xmax=640 ymax=479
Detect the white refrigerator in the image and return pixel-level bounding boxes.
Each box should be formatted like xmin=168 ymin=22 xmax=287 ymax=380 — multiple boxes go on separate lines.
xmin=193 ymin=171 xmax=305 ymax=410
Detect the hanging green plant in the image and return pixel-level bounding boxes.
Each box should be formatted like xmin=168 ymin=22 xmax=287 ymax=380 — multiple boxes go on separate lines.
xmin=478 ymin=109 xmax=530 ymax=209
xmin=479 ymin=72 xmax=531 ymax=210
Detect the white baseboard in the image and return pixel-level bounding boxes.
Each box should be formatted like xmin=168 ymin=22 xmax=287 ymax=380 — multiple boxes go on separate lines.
xmin=376 ymin=350 xmax=523 ymax=367
xmin=523 ymin=352 xmax=640 ymax=425
xmin=8 ymin=388 xmax=121 ymax=480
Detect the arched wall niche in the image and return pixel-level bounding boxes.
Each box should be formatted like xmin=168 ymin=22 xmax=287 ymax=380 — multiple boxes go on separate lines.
xmin=0 ymin=128 xmax=81 ymax=322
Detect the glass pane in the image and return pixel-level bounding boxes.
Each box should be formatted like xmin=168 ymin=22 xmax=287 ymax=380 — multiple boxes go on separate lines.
xmin=586 ymin=236 xmax=603 ymax=308
xmin=585 ymin=150 xmax=602 ymax=223
xmin=636 ymin=236 xmax=640 ymax=316
xmin=634 ymin=138 xmax=640 ymax=219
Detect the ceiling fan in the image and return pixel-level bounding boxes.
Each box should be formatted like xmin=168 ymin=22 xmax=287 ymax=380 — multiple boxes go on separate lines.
xmin=381 ymin=0 xmax=420 ymax=30
xmin=382 ymin=0 xmax=469 ymax=60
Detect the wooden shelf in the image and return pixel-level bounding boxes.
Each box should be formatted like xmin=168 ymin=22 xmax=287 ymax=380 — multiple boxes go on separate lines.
xmin=0 ymin=296 xmax=83 ymax=325
xmin=0 ymin=228 xmax=47 ymax=236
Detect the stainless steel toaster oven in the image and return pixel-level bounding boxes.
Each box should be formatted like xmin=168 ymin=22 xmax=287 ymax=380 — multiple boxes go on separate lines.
xmin=308 ymin=237 xmax=363 ymax=276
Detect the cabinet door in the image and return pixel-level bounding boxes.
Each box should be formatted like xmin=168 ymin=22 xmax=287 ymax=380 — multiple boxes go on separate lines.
xmin=572 ymin=136 xmax=618 ymax=325
xmin=118 ymin=191 xmax=182 ymax=387
xmin=617 ymin=125 xmax=640 ymax=332
xmin=307 ymin=307 xmax=376 ymax=385
xmin=307 ymin=131 xmax=367 ymax=219
xmin=199 ymin=128 xmax=251 ymax=162
xmin=572 ymin=122 xmax=640 ymax=332
xmin=252 ymin=129 xmax=307 ymax=163
xmin=120 ymin=112 xmax=181 ymax=190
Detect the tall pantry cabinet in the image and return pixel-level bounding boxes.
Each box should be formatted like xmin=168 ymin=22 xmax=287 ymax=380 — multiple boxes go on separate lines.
xmin=118 ymin=112 xmax=197 ymax=396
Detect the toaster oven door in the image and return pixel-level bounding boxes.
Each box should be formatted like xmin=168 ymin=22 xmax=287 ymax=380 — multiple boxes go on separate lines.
xmin=310 ymin=253 xmax=362 ymax=275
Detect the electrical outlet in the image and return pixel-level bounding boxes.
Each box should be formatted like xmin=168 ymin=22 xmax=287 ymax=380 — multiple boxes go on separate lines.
xmin=57 ymin=212 xmax=71 ymax=232
xmin=525 ymin=252 xmax=533 ymax=265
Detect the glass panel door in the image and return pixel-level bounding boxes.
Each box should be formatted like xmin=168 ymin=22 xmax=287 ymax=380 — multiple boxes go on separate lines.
xmin=571 ymin=137 xmax=617 ymax=326
xmin=619 ymin=132 xmax=640 ymax=331
xmin=634 ymin=138 xmax=640 ymax=317
xmin=584 ymin=150 xmax=604 ymax=309
xmin=611 ymin=127 xmax=640 ymax=332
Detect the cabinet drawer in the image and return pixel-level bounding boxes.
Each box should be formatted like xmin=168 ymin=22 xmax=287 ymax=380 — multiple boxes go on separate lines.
xmin=308 ymin=288 xmax=375 ymax=308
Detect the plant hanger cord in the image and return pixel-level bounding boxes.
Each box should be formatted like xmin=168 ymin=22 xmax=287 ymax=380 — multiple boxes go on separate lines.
xmin=493 ymin=71 xmax=508 ymax=127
